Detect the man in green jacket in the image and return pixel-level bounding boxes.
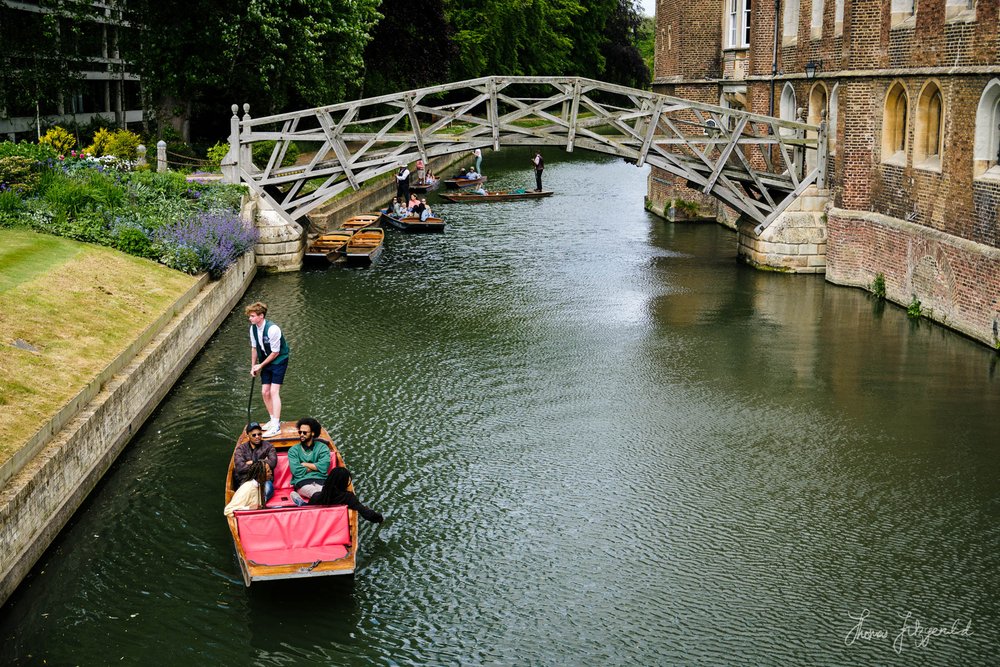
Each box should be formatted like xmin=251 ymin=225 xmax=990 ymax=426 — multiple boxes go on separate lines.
xmin=288 ymin=416 xmax=331 ymax=504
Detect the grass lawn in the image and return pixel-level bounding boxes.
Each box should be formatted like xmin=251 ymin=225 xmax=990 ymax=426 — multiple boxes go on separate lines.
xmin=0 ymin=228 xmax=197 ymax=465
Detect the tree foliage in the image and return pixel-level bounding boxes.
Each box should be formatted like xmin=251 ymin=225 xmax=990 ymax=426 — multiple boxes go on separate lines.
xmin=361 ymin=0 xmax=455 ymax=98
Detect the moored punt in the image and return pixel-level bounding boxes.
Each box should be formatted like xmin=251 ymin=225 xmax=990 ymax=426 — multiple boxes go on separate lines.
xmin=378 ymin=208 xmax=446 ymax=233
xmin=224 ymin=423 xmax=359 ymax=586
xmin=345 ymin=227 xmax=385 ymax=265
xmin=339 ymin=214 xmax=381 ymax=231
xmin=443 ymin=175 xmax=488 ymax=189
xmin=439 ymin=190 xmax=554 ymax=203
xmin=304 ymin=230 xmax=354 ymax=262
xmin=409 ymin=177 xmax=440 ymax=193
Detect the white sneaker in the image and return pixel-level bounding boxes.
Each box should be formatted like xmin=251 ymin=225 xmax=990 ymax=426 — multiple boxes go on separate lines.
xmin=262 ymin=418 xmax=277 ymax=429
xmin=262 ymin=423 xmax=281 ymax=437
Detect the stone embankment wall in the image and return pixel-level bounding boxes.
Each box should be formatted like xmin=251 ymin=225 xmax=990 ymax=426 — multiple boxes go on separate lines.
xmin=0 ymin=252 xmax=256 ymax=606
xmin=826 ymin=210 xmax=1000 ymax=348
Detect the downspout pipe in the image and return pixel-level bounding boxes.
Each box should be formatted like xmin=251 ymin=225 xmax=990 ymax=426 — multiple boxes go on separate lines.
xmin=770 ymin=0 xmax=780 ymax=117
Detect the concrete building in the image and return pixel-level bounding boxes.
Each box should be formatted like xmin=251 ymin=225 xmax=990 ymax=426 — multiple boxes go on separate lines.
xmin=0 ymin=0 xmax=143 ymax=140
xmin=649 ymin=0 xmax=1000 ymax=347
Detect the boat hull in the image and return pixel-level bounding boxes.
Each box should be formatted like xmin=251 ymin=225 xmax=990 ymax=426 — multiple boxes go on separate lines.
xmin=409 ymin=178 xmax=440 ymax=193
xmin=443 ymin=176 xmax=488 ymax=189
xmin=379 ymin=210 xmax=445 ymax=232
xmin=440 ymin=190 xmax=553 ymax=203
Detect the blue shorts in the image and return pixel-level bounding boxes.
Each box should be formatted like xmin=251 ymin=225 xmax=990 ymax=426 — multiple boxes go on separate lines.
xmin=261 ymin=360 xmax=288 ymax=385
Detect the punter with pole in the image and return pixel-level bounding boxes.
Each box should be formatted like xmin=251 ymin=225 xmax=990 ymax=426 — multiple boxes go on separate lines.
xmin=246 ymin=301 xmax=290 ymax=437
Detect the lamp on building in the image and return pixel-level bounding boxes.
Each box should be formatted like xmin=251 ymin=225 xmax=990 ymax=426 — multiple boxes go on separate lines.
xmin=805 ymin=60 xmax=821 ymax=80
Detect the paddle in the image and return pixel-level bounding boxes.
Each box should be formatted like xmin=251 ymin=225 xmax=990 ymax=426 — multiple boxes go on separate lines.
xmin=245 ymin=373 xmax=256 ymax=428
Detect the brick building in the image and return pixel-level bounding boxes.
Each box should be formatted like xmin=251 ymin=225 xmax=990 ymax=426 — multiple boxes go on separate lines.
xmin=650 ymin=0 xmax=1000 ymax=347
xmin=0 ymin=0 xmax=143 ymax=141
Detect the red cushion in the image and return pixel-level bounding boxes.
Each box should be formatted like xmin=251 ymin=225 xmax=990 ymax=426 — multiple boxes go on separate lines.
xmin=236 ymin=505 xmax=351 ymax=566
xmin=266 ymin=449 xmax=338 ymax=508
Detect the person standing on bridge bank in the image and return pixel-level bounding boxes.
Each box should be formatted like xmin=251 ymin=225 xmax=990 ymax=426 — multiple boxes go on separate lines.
xmin=246 ymin=302 xmax=289 ymax=437
xmin=532 ymin=152 xmax=544 ymax=191
xmin=396 ymin=164 xmax=411 ymax=202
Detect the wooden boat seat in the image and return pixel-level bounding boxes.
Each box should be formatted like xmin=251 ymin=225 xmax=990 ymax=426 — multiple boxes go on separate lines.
xmin=236 ymin=505 xmax=351 ymax=565
xmin=265 ymin=449 xmax=337 ymax=508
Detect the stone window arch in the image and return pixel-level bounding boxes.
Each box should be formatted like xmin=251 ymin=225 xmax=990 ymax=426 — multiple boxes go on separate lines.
xmin=828 ymin=84 xmax=839 ymax=155
xmin=914 ymin=81 xmax=944 ymax=171
xmin=891 ymin=0 xmax=916 ymax=28
xmin=806 ymin=83 xmax=828 ymax=174
xmin=882 ymin=81 xmax=908 ymax=165
xmin=779 ymin=83 xmax=797 ymax=137
xmin=974 ymin=78 xmax=1000 ymax=177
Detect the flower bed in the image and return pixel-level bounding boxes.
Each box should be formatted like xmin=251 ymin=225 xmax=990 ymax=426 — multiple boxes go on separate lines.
xmin=0 ymin=140 xmax=255 ymax=278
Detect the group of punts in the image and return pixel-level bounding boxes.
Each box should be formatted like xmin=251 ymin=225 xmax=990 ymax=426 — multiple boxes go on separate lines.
xmin=225 ymin=422 xmax=359 ymax=586
xmin=305 ymin=215 xmax=385 ymax=266
xmin=440 ymin=190 xmax=553 ymax=203
xmin=378 ymin=208 xmax=446 ymax=233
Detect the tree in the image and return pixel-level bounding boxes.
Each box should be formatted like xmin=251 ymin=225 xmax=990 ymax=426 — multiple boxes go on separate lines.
xmin=361 ymin=0 xmax=455 ymax=98
xmin=120 ymin=0 xmax=381 ymax=141
xmin=599 ymin=0 xmax=650 ymax=88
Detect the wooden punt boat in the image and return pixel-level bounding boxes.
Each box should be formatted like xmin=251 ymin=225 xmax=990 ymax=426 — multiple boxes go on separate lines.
xmin=344 ymin=227 xmax=385 ymax=265
xmin=439 ymin=190 xmax=554 ymax=203
xmin=443 ymin=175 xmax=488 ymax=189
xmin=339 ymin=214 xmax=381 ymax=231
xmin=224 ymin=422 xmax=359 ymax=586
xmin=304 ymin=230 xmax=353 ymax=262
xmin=409 ymin=177 xmax=440 ymax=193
xmin=378 ymin=208 xmax=445 ymax=233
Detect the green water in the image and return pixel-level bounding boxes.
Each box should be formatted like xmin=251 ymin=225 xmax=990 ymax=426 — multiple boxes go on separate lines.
xmin=1 ymin=149 xmax=998 ymax=666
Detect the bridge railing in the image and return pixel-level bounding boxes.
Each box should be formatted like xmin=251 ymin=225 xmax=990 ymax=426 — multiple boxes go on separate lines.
xmin=223 ymin=76 xmax=825 ymax=234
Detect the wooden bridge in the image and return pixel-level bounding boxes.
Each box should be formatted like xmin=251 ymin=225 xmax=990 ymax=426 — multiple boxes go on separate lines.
xmin=223 ymin=76 xmax=826 ymax=236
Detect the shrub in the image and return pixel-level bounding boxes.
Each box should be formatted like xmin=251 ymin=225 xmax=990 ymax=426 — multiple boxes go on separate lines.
xmin=39 ymin=126 xmax=76 ymax=154
xmin=85 ymin=128 xmax=115 ymax=157
xmin=907 ymin=295 xmax=922 ymax=319
xmin=0 ymin=156 xmax=42 ymax=194
xmin=871 ymin=272 xmax=886 ymax=300
xmin=0 ymin=141 xmax=57 ymax=162
xmin=155 ymin=211 xmax=258 ymax=277
xmin=0 ymin=188 xmax=26 ymax=218
xmin=252 ymin=141 xmax=300 ymax=168
xmin=206 ymin=141 xmax=229 ymax=168
xmin=106 ymin=130 xmax=142 ymax=161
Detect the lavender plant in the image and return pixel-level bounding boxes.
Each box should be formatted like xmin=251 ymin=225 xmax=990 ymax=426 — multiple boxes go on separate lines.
xmin=155 ymin=211 xmax=258 ymax=277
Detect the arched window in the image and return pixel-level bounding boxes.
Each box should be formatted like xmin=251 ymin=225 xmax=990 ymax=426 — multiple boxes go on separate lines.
xmin=783 ymin=0 xmax=800 ymax=45
xmin=974 ymin=79 xmax=1000 ymax=177
xmin=945 ymin=0 xmax=975 ymax=22
xmin=829 ymin=84 xmax=839 ymax=155
xmin=882 ymin=82 xmax=908 ymax=164
xmin=914 ymin=81 xmax=944 ymax=170
xmin=807 ymin=84 xmax=828 ymax=173
xmin=780 ymin=83 xmax=797 ymax=137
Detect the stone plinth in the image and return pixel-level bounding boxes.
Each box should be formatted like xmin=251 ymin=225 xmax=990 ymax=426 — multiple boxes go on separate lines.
xmin=253 ymin=197 xmax=304 ymax=273
xmin=737 ymin=186 xmax=831 ymax=274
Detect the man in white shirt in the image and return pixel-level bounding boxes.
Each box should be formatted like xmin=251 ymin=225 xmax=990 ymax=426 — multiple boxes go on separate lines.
xmin=245 ymin=301 xmax=290 ymax=437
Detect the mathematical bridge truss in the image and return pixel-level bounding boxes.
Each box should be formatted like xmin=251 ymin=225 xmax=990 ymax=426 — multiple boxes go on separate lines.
xmin=224 ymin=76 xmax=826 ymax=235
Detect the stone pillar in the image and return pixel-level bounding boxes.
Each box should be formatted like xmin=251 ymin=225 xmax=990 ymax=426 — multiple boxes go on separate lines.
xmin=136 ymin=145 xmax=146 ymax=168
xmin=737 ymin=186 xmax=830 ymax=273
xmin=156 ymin=140 xmax=166 ymax=173
xmin=252 ymin=195 xmax=305 ymax=272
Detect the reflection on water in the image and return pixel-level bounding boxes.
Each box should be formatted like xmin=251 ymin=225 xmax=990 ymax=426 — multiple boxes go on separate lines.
xmin=1 ymin=149 xmax=998 ymax=666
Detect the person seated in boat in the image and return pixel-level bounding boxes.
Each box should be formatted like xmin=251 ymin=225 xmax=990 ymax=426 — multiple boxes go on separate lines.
xmin=305 ymin=466 xmax=384 ymax=523
xmin=419 ymin=199 xmax=433 ymax=221
xmin=408 ymin=193 xmax=421 ymax=213
xmin=472 ymin=185 xmax=487 ymax=196
xmin=233 ymin=421 xmax=277 ymax=501
xmin=288 ymin=416 xmax=331 ymax=504
xmin=391 ymin=198 xmax=406 ymax=217
xmin=224 ymin=460 xmax=268 ymax=517
xmin=464 ymin=167 xmax=480 ymax=179
xmin=412 ymin=197 xmax=426 ymax=218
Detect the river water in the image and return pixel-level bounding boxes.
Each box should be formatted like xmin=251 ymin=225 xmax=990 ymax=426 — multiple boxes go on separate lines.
xmin=1 ymin=149 xmax=998 ymax=666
